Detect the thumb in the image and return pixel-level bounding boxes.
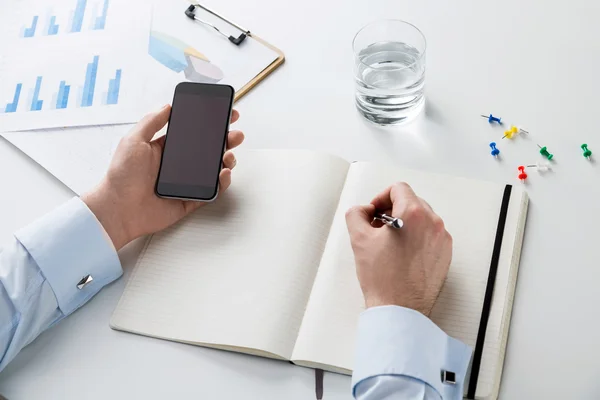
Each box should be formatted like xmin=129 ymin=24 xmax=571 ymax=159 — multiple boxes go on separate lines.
xmin=345 ymin=204 xmax=376 ymax=238
xmin=131 ymin=104 xmax=171 ymax=142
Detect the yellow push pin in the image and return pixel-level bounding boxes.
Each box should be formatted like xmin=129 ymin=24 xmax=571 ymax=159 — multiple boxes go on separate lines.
xmin=502 ymin=125 xmax=529 ymax=139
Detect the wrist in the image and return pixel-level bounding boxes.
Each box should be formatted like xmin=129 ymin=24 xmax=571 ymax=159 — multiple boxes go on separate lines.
xmin=365 ymin=295 xmax=432 ymax=317
xmin=82 ymin=180 xmax=133 ymax=250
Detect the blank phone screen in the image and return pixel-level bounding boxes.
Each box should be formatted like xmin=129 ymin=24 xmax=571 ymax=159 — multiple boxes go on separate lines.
xmin=156 ymin=84 xmax=233 ymax=200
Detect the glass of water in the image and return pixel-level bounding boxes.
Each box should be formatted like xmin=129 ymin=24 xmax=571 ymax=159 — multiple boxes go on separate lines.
xmin=353 ymin=20 xmax=426 ymax=125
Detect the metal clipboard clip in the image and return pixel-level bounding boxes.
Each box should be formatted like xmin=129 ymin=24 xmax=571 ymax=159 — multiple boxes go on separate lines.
xmin=185 ymin=4 xmax=249 ymax=45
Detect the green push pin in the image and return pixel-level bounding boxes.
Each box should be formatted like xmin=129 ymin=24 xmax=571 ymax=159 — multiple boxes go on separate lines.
xmin=537 ymin=144 xmax=554 ymax=160
xmin=581 ymin=143 xmax=592 ymax=160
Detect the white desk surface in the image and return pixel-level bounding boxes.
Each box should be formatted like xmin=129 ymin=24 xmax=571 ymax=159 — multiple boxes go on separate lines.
xmin=1 ymin=0 xmax=600 ymax=398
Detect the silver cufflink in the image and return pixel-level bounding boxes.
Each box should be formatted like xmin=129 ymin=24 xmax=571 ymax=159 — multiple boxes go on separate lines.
xmin=441 ymin=370 xmax=456 ymax=385
xmin=76 ymin=274 xmax=93 ymax=290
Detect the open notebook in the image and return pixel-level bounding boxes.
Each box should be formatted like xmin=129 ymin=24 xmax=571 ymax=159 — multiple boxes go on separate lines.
xmin=111 ymin=150 xmax=528 ymax=399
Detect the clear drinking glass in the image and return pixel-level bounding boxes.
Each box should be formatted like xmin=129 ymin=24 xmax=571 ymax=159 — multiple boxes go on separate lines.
xmin=353 ymin=20 xmax=426 ymax=125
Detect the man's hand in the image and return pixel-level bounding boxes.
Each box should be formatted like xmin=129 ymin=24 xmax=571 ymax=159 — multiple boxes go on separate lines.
xmin=82 ymin=104 xmax=244 ymax=250
xmin=345 ymin=182 xmax=452 ymax=316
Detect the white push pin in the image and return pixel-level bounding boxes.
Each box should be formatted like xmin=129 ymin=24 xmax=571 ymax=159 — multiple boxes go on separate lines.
xmin=527 ymin=162 xmax=552 ymax=172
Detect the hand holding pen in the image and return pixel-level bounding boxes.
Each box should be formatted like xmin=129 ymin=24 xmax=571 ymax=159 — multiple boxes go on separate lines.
xmin=344 ymin=182 xmax=452 ymax=316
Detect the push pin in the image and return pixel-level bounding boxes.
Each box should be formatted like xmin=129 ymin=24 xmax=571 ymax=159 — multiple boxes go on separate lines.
xmin=489 ymin=142 xmax=500 ymax=158
xmin=581 ymin=144 xmax=592 ymax=160
xmin=502 ymin=125 xmax=529 ymax=139
xmin=517 ymin=166 xmax=528 ymax=182
xmin=481 ymin=114 xmax=502 ymax=124
xmin=527 ymin=162 xmax=552 ymax=172
xmin=537 ymin=144 xmax=554 ymax=160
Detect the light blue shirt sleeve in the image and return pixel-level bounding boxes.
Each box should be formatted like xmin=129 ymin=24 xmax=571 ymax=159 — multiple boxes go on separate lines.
xmin=0 ymin=197 xmax=122 ymax=372
xmin=352 ymin=306 xmax=473 ymax=400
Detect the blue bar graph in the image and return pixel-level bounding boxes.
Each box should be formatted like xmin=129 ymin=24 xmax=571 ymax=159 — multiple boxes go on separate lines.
xmin=23 ymin=16 xmax=38 ymax=37
xmin=56 ymin=81 xmax=71 ymax=109
xmin=81 ymin=55 xmax=99 ymax=107
xmin=3 ymin=56 xmax=121 ymax=114
xmin=71 ymin=0 xmax=87 ymax=33
xmin=30 ymin=76 xmax=44 ymax=111
xmin=48 ymin=16 xmax=59 ymax=35
xmin=106 ymin=69 xmax=121 ymax=105
xmin=93 ymin=0 xmax=109 ymax=30
xmin=5 ymin=84 xmax=22 ymax=113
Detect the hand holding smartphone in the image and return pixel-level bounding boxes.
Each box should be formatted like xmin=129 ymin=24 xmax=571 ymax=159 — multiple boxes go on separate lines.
xmin=155 ymin=82 xmax=235 ymax=202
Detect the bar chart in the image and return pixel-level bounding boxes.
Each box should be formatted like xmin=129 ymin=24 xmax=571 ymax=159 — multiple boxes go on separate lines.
xmin=20 ymin=0 xmax=111 ymax=38
xmin=2 ymin=55 xmax=122 ymax=115
xmin=1 ymin=0 xmax=149 ymax=130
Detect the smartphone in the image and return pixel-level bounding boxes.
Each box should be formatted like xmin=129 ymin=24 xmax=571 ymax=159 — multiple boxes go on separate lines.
xmin=155 ymin=82 xmax=234 ymax=202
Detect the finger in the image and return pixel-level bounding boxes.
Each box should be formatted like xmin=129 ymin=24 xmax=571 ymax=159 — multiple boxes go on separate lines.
xmin=345 ymin=204 xmax=376 ymax=239
xmin=227 ymin=130 xmax=245 ymax=149
xmin=222 ymin=150 xmax=237 ymax=169
xmin=370 ymin=182 xmax=418 ymax=217
xmin=219 ymin=168 xmax=232 ymax=193
xmin=151 ymin=134 xmax=166 ymax=149
xmin=132 ymin=104 xmax=171 ymax=142
xmin=231 ymin=109 xmax=240 ymax=124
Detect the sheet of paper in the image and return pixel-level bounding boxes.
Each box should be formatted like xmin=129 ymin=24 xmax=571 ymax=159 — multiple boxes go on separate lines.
xmin=0 ymin=0 xmax=151 ymax=131
xmin=1 ymin=124 xmax=129 ymax=194
xmin=292 ymin=162 xmax=524 ymax=398
xmin=111 ymin=150 xmax=349 ymax=360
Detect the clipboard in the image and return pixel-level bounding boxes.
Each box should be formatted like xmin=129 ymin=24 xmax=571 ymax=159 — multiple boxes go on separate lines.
xmin=184 ymin=3 xmax=285 ymax=102
xmin=234 ymin=34 xmax=284 ymax=102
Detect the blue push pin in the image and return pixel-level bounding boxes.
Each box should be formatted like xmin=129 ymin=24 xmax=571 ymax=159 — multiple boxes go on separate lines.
xmin=481 ymin=113 xmax=502 ymax=124
xmin=489 ymin=142 xmax=500 ymax=158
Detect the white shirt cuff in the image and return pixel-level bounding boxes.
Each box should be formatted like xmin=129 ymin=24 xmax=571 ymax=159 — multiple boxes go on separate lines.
xmin=14 ymin=197 xmax=122 ymax=316
xmin=352 ymin=305 xmax=472 ymax=399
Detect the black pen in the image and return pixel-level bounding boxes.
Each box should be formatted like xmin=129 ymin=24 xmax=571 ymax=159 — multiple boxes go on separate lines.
xmin=374 ymin=213 xmax=403 ymax=229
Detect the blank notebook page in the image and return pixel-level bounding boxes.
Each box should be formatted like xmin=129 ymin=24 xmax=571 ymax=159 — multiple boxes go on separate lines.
xmin=292 ymin=162 xmax=524 ymax=398
xmin=111 ymin=150 xmax=350 ymax=360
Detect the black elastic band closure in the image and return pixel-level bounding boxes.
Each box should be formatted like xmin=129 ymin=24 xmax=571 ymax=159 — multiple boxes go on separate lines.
xmin=315 ymin=369 xmax=324 ymax=399
xmin=467 ymin=185 xmax=512 ymax=399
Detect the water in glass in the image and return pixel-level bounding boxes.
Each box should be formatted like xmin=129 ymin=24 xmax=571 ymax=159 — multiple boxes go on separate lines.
xmin=355 ymin=41 xmax=425 ymax=125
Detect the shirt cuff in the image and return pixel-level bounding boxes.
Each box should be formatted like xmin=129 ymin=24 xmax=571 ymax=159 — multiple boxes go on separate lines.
xmin=352 ymin=305 xmax=472 ymax=399
xmin=14 ymin=197 xmax=122 ymax=316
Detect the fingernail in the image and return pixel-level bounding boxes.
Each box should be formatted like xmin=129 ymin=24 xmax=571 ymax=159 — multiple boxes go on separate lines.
xmin=162 ymin=104 xmax=169 ymax=110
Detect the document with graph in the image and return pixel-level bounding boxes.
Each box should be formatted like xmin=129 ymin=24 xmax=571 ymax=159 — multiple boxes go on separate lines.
xmin=0 ymin=0 xmax=151 ymax=131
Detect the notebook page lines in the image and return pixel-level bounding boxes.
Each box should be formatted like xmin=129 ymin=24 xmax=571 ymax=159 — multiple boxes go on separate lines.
xmin=111 ymin=150 xmax=350 ymax=359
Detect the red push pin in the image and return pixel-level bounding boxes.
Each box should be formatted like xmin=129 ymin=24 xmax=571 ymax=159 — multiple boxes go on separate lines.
xmin=517 ymin=166 xmax=528 ymax=182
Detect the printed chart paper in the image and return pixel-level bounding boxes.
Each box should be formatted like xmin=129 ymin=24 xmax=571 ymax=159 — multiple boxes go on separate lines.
xmin=0 ymin=0 xmax=151 ymax=131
